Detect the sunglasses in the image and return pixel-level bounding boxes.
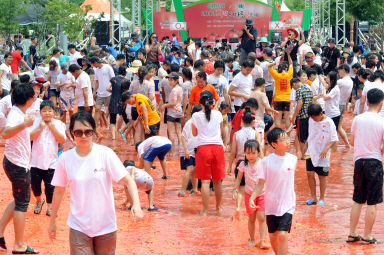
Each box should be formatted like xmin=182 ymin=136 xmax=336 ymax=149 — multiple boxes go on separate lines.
xmin=72 ymin=129 xmax=94 ymax=137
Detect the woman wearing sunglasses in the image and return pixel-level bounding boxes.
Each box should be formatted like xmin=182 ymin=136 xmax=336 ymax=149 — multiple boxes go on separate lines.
xmin=145 ymin=33 xmax=163 ymax=68
xmin=48 ymin=111 xmax=143 ymax=254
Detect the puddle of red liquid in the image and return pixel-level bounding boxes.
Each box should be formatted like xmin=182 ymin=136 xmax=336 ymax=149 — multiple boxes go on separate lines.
xmin=0 ymin=111 xmax=383 ymax=255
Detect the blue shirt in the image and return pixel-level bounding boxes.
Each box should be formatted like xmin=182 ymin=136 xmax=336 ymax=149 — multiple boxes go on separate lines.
xmin=108 ymin=46 xmax=118 ymax=58
xmin=59 ymin=55 xmax=69 ymax=66
xmin=173 ymin=36 xmax=179 ymax=46
xmin=127 ymin=40 xmax=143 ymax=58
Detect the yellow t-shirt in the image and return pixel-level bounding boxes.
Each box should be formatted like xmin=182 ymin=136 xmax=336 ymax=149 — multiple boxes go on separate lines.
xmin=269 ymin=66 xmax=294 ymax=102
xmin=136 ymin=93 xmax=160 ymax=126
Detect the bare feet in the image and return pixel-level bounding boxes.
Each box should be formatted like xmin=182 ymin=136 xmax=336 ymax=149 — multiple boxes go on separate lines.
xmin=259 ymin=239 xmax=270 ymax=249
xmin=232 ymin=210 xmax=241 ymax=221
xmin=200 ymin=210 xmax=208 ymax=216
xmin=216 ymin=206 xmax=223 ymax=215
xmin=247 ymin=240 xmax=256 ymax=247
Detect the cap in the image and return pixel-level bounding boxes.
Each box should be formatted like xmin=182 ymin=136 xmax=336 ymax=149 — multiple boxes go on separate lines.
xmin=89 ymin=56 xmax=103 ymax=64
xmin=245 ymin=18 xmax=254 ymax=26
xmin=131 ymin=32 xmax=139 ymax=39
xmin=305 ymin=52 xmax=314 ymax=61
xmin=31 ymin=80 xmax=42 ymax=87
xmin=328 ymin=38 xmax=336 ymax=43
xmin=167 ymin=72 xmax=179 ymax=80
xmin=200 ymin=90 xmax=213 ymax=100
xmin=126 ymin=59 xmax=143 ymax=73
xmin=49 ymin=60 xmax=58 ymax=71
xmin=263 ymin=48 xmax=273 ymax=56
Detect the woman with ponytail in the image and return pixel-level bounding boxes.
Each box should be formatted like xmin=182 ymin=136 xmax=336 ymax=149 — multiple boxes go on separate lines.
xmin=192 ymin=90 xmax=225 ymax=215
xmin=319 ymin=71 xmax=341 ymax=129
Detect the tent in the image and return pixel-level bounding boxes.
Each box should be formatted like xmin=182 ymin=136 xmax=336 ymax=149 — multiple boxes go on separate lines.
xmin=81 ymin=0 xmax=132 ymax=26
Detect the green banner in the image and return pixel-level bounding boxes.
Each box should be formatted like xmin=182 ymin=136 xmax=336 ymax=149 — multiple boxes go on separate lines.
xmin=173 ymin=0 xmax=188 ymax=42
xmin=302 ymin=8 xmax=312 ymax=31
xmin=269 ymin=0 xmax=283 ymax=40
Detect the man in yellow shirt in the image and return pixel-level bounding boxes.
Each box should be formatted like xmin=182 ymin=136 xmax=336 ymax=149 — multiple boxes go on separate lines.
xmin=123 ymin=92 xmax=160 ymax=138
xmin=269 ymin=50 xmax=294 ymax=129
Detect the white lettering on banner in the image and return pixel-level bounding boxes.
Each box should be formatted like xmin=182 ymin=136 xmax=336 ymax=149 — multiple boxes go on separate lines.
xmin=170 ymin=22 xmax=186 ymax=30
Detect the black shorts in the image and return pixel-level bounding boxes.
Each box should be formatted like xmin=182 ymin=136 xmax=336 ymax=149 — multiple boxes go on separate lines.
xmin=234 ymin=105 xmax=241 ymax=112
xmin=49 ymin=89 xmax=60 ymax=98
xmin=331 ymin=115 xmax=341 ymax=130
xmin=78 ymin=106 xmax=94 ymax=114
xmin=145 ymin=122 xmax=161 ymax=139
xmin=353 ymin=158 xmax=383 ymax=205
xmin=131 ymin=107 xmax=139 ymax=121
xmin=306 ymin=158 xmax=329 ymax=176
xmin=296 ymin=118 xmax=309 ymax=143
xmin=163 ymin=107 xmax=168 ymax=124
xmin=266 ymin=213 xmax=293 ymax=233
xmin=166 ymin=115 xmax=182 ymax=123
xmin=3 ymin=156 xmax=31 ymax=212
xmin=234 ymin=160 xmax=245 ymax=186
xmin=180 ymin=156 xmax=195 ymax=170
xmin=274 ymin=101 xmax=290 ymax=112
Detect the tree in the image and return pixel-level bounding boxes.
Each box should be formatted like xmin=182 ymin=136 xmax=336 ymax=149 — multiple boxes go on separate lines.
xmin=346 ymin=0 xmax=384 ymax=23
xmin=0 ymin=0 xmax=28 ymax=38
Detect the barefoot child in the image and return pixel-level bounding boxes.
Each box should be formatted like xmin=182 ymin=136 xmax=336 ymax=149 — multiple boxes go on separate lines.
xmin=219 ymin=102 xmax=230 ymax=149
xmin=234 ymin=139 xmax=269 ymax=249
xmin=305 ymin=103 xmax=338 ymax=206
xmin=30 ymin=100 xmax=66 ymax=216
xmin=123 ymin=160 xmax=154 ymax=210
xmin=250 ymin=128 xmax=297 ymax=255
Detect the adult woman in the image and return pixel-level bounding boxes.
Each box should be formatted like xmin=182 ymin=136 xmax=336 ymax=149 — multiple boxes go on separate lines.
xmin=320 ymin=71 xmax=341 ymax=129
xmin=77 ymin=57 xmax=95 ymax=92
xmin=48 ymin=111 xmax=143 ymax=254
xmin=0 ymin=84 xmax=38 ymax=254
xmin=162 ymin=72 xmax=183 ymax=155
xmin=145 ymin=33 xmax=162 ymax=68
xmin=106 ymin=65 xmax=129 ymax=140
xmin=192 ymin=91 xmax=225 ymax=215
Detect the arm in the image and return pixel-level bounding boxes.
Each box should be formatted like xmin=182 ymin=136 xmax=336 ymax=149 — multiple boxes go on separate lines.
xmin=118 ymin=174 xmax=143 ymax=218
xmin=192 ymin=123 xmax=198 ymax=136
xmin=238 ymin=29 xmax=244 ymax=38
xmin=181 ymin=135 xmax=190 ymax=159
xmin=48 ymin=186 xmax=66 ymax=239
xmin=337 ymin=58 xmax=341 ymax=67
xmin=2 ymin=116 xmax=34 ymax=139
xmin=20 ymin=58 xmax=32 ymax=71
xmin=223 ymin=87 xmax=231 ymax=105
xmin=249 ymin=179 xmax=265 ymax=208
xmin=30 ymin=121 xmax=45 ymax=141
xmin=227 ymin=135 xmax=237 ymax=175
xmin=82 ymin=87 xmax=89 ymax=108
xmin=0 ymin=70 xmax=4 ymax=94
xmin=141 ymin=104 xmax=150 ymax=134
xmin=298 ymin=30 xmax=305 ymax=47
xmin=320 ymin=141 xmax=337 ymax=158
xmin=232 ymin=171 xmax=244 ymax=199
xmin=48 ymin=121 xmax=66 ymax=144
xmin=106 ymin=82 xmax=112 ymax=93
xmin=359 ymin=95 xmax=366 ymax=114
xmin=291 ymin=99 xmax=303 ymax=124
xmin=93 ymin=80 xmax=99 ymax=97
xmin=228 ymin=85 xmax=249 ymax=100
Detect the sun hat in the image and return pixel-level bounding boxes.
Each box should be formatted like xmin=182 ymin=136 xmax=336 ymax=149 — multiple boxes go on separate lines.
xmin=126 ymin=60 xmax=143 ymax=73
xmin=287 ymin=28 xmax=299 ymax=38
xmin=245 ymin=18 xmax=254 ymax=26
xmin=259 ymin=37 xmax=268 ymax=43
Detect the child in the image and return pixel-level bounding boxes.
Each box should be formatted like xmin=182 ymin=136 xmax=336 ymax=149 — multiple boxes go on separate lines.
xmin=30 ymin=100 xmax=66 ymax=216
xmin=228 ymin=111 xmax=260 ymax=217
xmin=354 ymin=84 xmax=366 ymax=115
xmin=348 ymin=88 xmax=384 ymax=244
xmin=305 ymin=104 xmax=338 ymax=205
xmin=123 ymin=160 xmax=154 ymax=210
xmin=234 ymin=140 xmax=269 ymax=249
xmin=249 ymin=128 xmax=297 ymax=255
xmin=56 ymin=63 xmax=75 ymax=124
xmin=219 ymin=102 xmax=230 ymax=149
xmin=34 ymin=60 xmax=47 ymax=83
xmin=178 ymin=105 xmax=201 ymax=197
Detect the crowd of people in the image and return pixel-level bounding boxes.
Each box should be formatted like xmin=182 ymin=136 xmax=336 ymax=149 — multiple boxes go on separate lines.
xmin=0 ymin=17 xmax=383 ymax=254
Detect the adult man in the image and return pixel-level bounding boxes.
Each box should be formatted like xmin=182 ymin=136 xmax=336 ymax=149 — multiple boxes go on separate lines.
xmin=238 ymin=18 xmax=258 ymax=65
xmin=68 ymin=44 xmax=82 ymax=66
xmin=347 ymin=46 xmax=360 ymax=79
xmin=90 ymin=56 xmax=114 ymax=127
xmin=68 ymin=64 xmax=94 ymax=113
xmin=303 ymin=52 xmax=323 ymax=75
xmin=127 ymin=33 xmax=143 ymax=58
xmin=111 ymin=54 xmax=126 ymax=75
xmin=228 ymin=60 xmax=254 ymax=112
xmin=281 ymin=28 xmax=305 ymax=70
xmin=20 ymin=34 xmax=31 ymax=62
xmin=322 ymin=38 xmax=341 ymax=74
xmin=28 ymin=37 xmax=39 ymax=69
xmin=0 ymin=53 xmax=12 ymax=97
xmin=10 ymin=46 xmax=32 ymax=80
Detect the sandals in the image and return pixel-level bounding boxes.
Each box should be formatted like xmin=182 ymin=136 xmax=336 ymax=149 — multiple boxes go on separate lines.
xmin=0 ymin=236 xmax=6 ymax=250
xmin=361 ymin=237 xmax=381 ymax=245
xmin=306 ymin=199 xmax=317 ymax=205
xmin=161 ymin=175 xmax=170 ymax=180
xmin=12 ymin=245 xmax=39 ymax=254
xmin=346 ymin=235 xmax=361 ymax=243
xmin=34 ymin=199 xmax=45 ymax=214
xmin=148 ymin=206 xmax=159 ymax=211
xmin=318 ymin=200 xmax=326 ymax=206
xmin=46 ymin=209 xmax=52 ymax=217
xmin=119 ymin=129 xmax=128 ymax=143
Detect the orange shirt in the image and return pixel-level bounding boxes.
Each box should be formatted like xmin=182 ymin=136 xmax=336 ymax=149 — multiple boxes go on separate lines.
xmin=189 ymin=84 xmax=220 ymax=106
xmin=269 ymin=66 xmax=294 ymax=102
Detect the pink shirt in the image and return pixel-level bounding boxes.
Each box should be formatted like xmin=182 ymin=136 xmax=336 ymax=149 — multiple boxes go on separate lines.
xmin=167 ymin=86 xmax=183 ymax=118
xmin=238 ymin=160 xmax=264 ymax=195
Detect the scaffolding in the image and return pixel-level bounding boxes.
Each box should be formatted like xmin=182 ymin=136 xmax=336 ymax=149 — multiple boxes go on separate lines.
xmin=336 ymin=0 xmax=346 ymax=46
xmin=146 ymin=0 xmax=154 ymax=41
xmin=322 ymin=0 xmax=331 ymax=41
xmin=311 ymin=0 xmax=322 ymax=43
xmin=131 ymin=0 xmax=141 ymax=32
xmin=305 ymin=0 xmax=311 ymax=10
xmin=110 ymin=0 xmax=122 ymax=48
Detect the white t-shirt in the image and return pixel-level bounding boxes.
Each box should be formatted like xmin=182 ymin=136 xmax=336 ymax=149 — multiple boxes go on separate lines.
xmin=348 ymin=56 xmax=358 ymax=78
xmin=238 ymin=160 xmax=264 ymax=195
xmin=235 ymin=127 xmax=257 ymax=161
xmin=129 ymin=80 xmax=155 ymax=100
xmin=48 ymin=69 xmax=60 ymax=90
xmin=0 ymin=63 xmax=12 ymax=91
xmin=34 ymin=66 xmax=46 ymax=80
xmin=306 ymin=117 xmax=338 ymax=167
xmin=182 ymin=80 xmax=192 ymax=106
xmin=311 ymin=78 xmax=325 ymax=110
xmin=51 ymin=143 xmax=127 ymax=237
xmin=137 ymin=136 xmax=172 ymax=158
xmin=26 ymin=98 xmax=43 ymax=119
xmin=69 ymin=51 xmax=82 ymax=66
xmin=180 ymin=119 xmax=198 ymax=157
xmin=251 ymin=65 xmax=263 ymax=87
xmin=258 ymin=153 xmax=297 ymax=216
xmin=362 ymin=81 xmax=384 ymax=117
xmin=31 ymin=118 xmax=66 ymax=170
xmin=195 ymin=49 xmax=201 ymax=60
xmin=351 ymin=112 xmax=384 ymax=162
xmin=4 ymin=106 xmax=31 ymax=169
xmin=354 ymin=99 xmax=367 ymax=115
xmin=57 ymin=72 xmax=75 ymax=98
xmin=167 ymin=86 xmax=183 ymax=118
xmin=207 ymin=74 xmax=228 ymax=103
xmin=191 ymin=110 xmax=223 ymax=147
xmin=230 ymin=72 xmax=252 ymax=106
xmin=337 ymin=76 xmax=353 ymax=105
xmin=0 ymin=95 xmax=12 ymax=116
xmin=324 ymin=86 xmax=340 ymax=118
xmin=260 ymin=61 xmax=274 ymax=85
xmin=75 ymin=71 xmax=94 ymax=107
xmin=94 ymin=64 xmax=114 ymax=97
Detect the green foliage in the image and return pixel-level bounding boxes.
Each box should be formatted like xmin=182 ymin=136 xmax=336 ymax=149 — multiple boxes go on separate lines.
xmin=346 ymin=0 xmax=384 ymax=22
xmin=284 ymin=0 xmax=305 ymax=11
xmin=0 ymin=0 xmax=28 ymax=38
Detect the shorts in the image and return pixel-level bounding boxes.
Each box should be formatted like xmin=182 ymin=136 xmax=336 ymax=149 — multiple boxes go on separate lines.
xmin=96 ymin=95 xmax=111 ymax=106
xmin=60 ymin=95 xmax=74 ymax=111
xmin=331 ymin=115 xmax=341 ymax=130
xmin=143 ymin=143 xmax=172 ymax=162
xmin=245 ymin=192 xmax=265 ymax=214
xmin=3 ymin=156 xmax=31 ymax=212
xmin=296 ymin=118 xmax=309 ymax=143
xmin=306 ymin=157 xmax=329 ymax=176
xmin=166 ymin=115 xmax=182 ymax=123
xmin=195 ymin=144 xmax=225 ymax=181
xmin=339 ymin=104 xmax=346 ymax=122
xmin=69 ymin=228 xmax=116 ymax=255
xmin=145 ymin=122 xmax=161 ymax=139
xmin=180 ymin=156 xmax=195 ymax=170
xmin=353 ymin=158 xmax=383 ymax=205
xmin=274 ymin=101 xmax=290 ymax=112
xmin=234 ymin=160 xmax=245 ymax=186
xmin=49 ymin=89 xmax=60 ymax=98
xmin=234 ymin=105 xmax=242 ymax=112
xmin=131 ymin=107 xmax=138 ymax=121
xmin=78 ymin=106 xmax=94 ymax=114
xmin=163 ymin=107 xmax=168 ymax=124
xmin=266 ymin=213 xmax=293 ymax=233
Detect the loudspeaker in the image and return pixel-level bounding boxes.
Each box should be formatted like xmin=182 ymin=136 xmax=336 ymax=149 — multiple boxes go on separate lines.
xmin=229 ymin=38 xmax=239 ymax=43
xmin=221 ymin=38 xmax=228 ymax=44
xmin=94 ymin=21 xmax=120 ymax=45
xmin=271 ymin=31 xmax=282 ymax=43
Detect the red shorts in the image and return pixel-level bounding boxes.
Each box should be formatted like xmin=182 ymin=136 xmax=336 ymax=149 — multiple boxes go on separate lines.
xmin=245 ymin=192 xmax=265 ymax=215
xmin=195 ymin=144 xmax=225 ymax=181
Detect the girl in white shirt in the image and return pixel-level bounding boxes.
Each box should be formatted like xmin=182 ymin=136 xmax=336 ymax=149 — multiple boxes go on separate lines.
xmin=30 ymin=100 xmax=66 ymax=216
xmin=192 ymin=90 xmax=225 ymax=215
xmin=320 ymin=71 xmax=341 ymax=129
xmin=48 ymin=111 xmax=142 ymax=254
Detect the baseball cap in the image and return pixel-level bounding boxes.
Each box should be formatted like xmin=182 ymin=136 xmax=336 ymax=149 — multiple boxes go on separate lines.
xmin=305 ymin=52 xmax=315 ymax=62
xmin=167 ymin=72 xmax=179 ymax=80
xmin=263 ymin=48 xmax=273 ymax=57
xmin=200 ymin=90 xmax=213 ymax=101
xmin=89 ymin=56 xmax=103 ymax=64
xmin=131 ymin=32 xmax=139 ymax=39
xmin=328 ymin=38 xmax=336 ymax=43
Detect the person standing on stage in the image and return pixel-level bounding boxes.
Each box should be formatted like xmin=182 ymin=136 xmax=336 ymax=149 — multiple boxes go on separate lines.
xmin=238 ymin=18 xmax=258 ymax=65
